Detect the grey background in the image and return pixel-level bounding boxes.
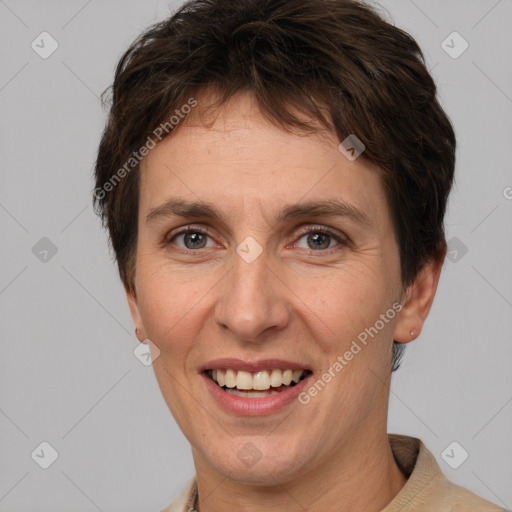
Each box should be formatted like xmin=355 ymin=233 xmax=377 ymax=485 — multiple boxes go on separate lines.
xmin=1 ymin=0 xmax=511 ymax=511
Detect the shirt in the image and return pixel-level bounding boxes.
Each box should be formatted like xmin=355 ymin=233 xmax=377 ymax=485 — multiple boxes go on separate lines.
xmin=160 ymin=434 xmax=504 ymax=511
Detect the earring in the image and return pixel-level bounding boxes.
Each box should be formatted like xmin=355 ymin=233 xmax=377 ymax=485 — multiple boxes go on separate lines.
xmin=410 ymin=329 xmax=415 ymax=338
xmin=135 ymin=327 xmax=140 ymax=337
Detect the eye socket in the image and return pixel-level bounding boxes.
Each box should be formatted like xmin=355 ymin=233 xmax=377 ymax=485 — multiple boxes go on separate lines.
xmin=294 ymin=228 xmax=344 ymax=251
xmin=167 ymin=227 xmax=216 ymax=250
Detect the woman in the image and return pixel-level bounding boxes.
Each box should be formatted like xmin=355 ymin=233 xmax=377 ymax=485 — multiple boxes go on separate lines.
xmin=93 ymin=0 xmax=502 ymax=510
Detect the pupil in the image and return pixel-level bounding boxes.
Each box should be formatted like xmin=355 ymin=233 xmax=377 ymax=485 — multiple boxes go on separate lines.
xmin=185 ymin=232 xmax=206 ymax=249
xmin=308 ymin=233 xmax=330 ymax=250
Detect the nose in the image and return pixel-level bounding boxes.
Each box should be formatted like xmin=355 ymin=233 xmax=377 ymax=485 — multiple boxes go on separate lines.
xmin=214 ymin=246 xmax=291 ymax=343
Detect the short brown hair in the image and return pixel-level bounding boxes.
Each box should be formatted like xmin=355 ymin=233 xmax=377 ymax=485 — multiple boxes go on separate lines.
xmin=94 ymin=0 xmax=456 ymax=370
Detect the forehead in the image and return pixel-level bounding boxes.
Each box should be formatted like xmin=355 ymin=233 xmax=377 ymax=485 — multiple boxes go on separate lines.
xmin=139 ymin=91 xmax=389 ymax=229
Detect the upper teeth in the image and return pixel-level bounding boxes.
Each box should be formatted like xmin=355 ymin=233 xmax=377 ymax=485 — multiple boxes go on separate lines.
xmin=211 ymin=369 xmax=306 ymax=390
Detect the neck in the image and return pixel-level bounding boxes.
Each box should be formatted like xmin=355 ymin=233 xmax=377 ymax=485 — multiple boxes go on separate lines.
xmin=193 ymin=430 xmax=408 ymax=512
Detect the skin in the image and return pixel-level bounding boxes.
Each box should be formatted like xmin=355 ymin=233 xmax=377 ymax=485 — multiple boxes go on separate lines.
xmin=126 ymin=90 xmax=444 ymax=512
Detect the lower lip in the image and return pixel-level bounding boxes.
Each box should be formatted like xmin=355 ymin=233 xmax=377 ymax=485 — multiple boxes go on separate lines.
xmin=201 ymin=373 xmax=312 ymax=416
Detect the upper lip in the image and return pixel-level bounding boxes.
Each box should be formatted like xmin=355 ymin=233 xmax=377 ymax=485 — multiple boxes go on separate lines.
xmin=200 ymin=358 xmax=312 ymax=373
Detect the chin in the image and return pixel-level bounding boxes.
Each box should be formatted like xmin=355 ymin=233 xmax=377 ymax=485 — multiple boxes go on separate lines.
xmin=201 ymin=438 xmax=312 ymax=486
xmin=221 ymin=459 xmax=303 ymax=487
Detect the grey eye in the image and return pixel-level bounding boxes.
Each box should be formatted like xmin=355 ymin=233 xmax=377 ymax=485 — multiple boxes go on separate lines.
xmin=296 ymin=232 xmax=339 ymax=250
xmin=174 ymin=231 xmax=215 ymax=250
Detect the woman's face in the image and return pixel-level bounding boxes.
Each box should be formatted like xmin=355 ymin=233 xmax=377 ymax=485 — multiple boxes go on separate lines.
xmin=127 ymin=91 xmax=420 ymax=484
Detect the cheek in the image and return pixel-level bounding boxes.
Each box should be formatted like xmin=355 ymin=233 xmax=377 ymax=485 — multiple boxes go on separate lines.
xmin=291 ymin=263 xmax=389 ymax=340
xmin=135 ymin=261 xmax=212 ymax=355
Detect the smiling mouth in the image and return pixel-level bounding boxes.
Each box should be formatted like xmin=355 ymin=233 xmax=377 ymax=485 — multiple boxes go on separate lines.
xmin=206 ymin=368 xmax=312 ymax=397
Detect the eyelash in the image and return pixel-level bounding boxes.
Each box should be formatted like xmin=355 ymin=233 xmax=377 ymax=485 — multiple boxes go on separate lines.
xmin=164 ymin=224 xmax=348 ymax=254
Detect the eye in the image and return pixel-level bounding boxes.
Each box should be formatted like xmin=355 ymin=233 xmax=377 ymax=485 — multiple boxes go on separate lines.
xmin=294 ymin=228 xmax=344 ymax=251
xmin=166 ymin=227 xmax=216 ymax=250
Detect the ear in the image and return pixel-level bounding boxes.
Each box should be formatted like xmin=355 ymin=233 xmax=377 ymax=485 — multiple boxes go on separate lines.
xmin=393 ymin=255 xmax=444 ymax=344
xmin=125 ymin=286 xmax=146 ymax=344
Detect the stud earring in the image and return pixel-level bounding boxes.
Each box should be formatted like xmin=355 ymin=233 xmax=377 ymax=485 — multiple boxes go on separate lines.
xmin=410 ymin=329 xmax=415 ymax=338
xmin=135 ymin=327 xmax=140 ymax=337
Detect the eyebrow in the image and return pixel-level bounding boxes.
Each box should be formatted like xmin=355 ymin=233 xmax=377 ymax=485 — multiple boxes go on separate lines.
xmin=277 ymin=199 xmax=372 ymax=227
xmin=146 ymin=199 xmax=224 ymax=225
xmin=145 ymin=197 xmax=372 ymax=228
